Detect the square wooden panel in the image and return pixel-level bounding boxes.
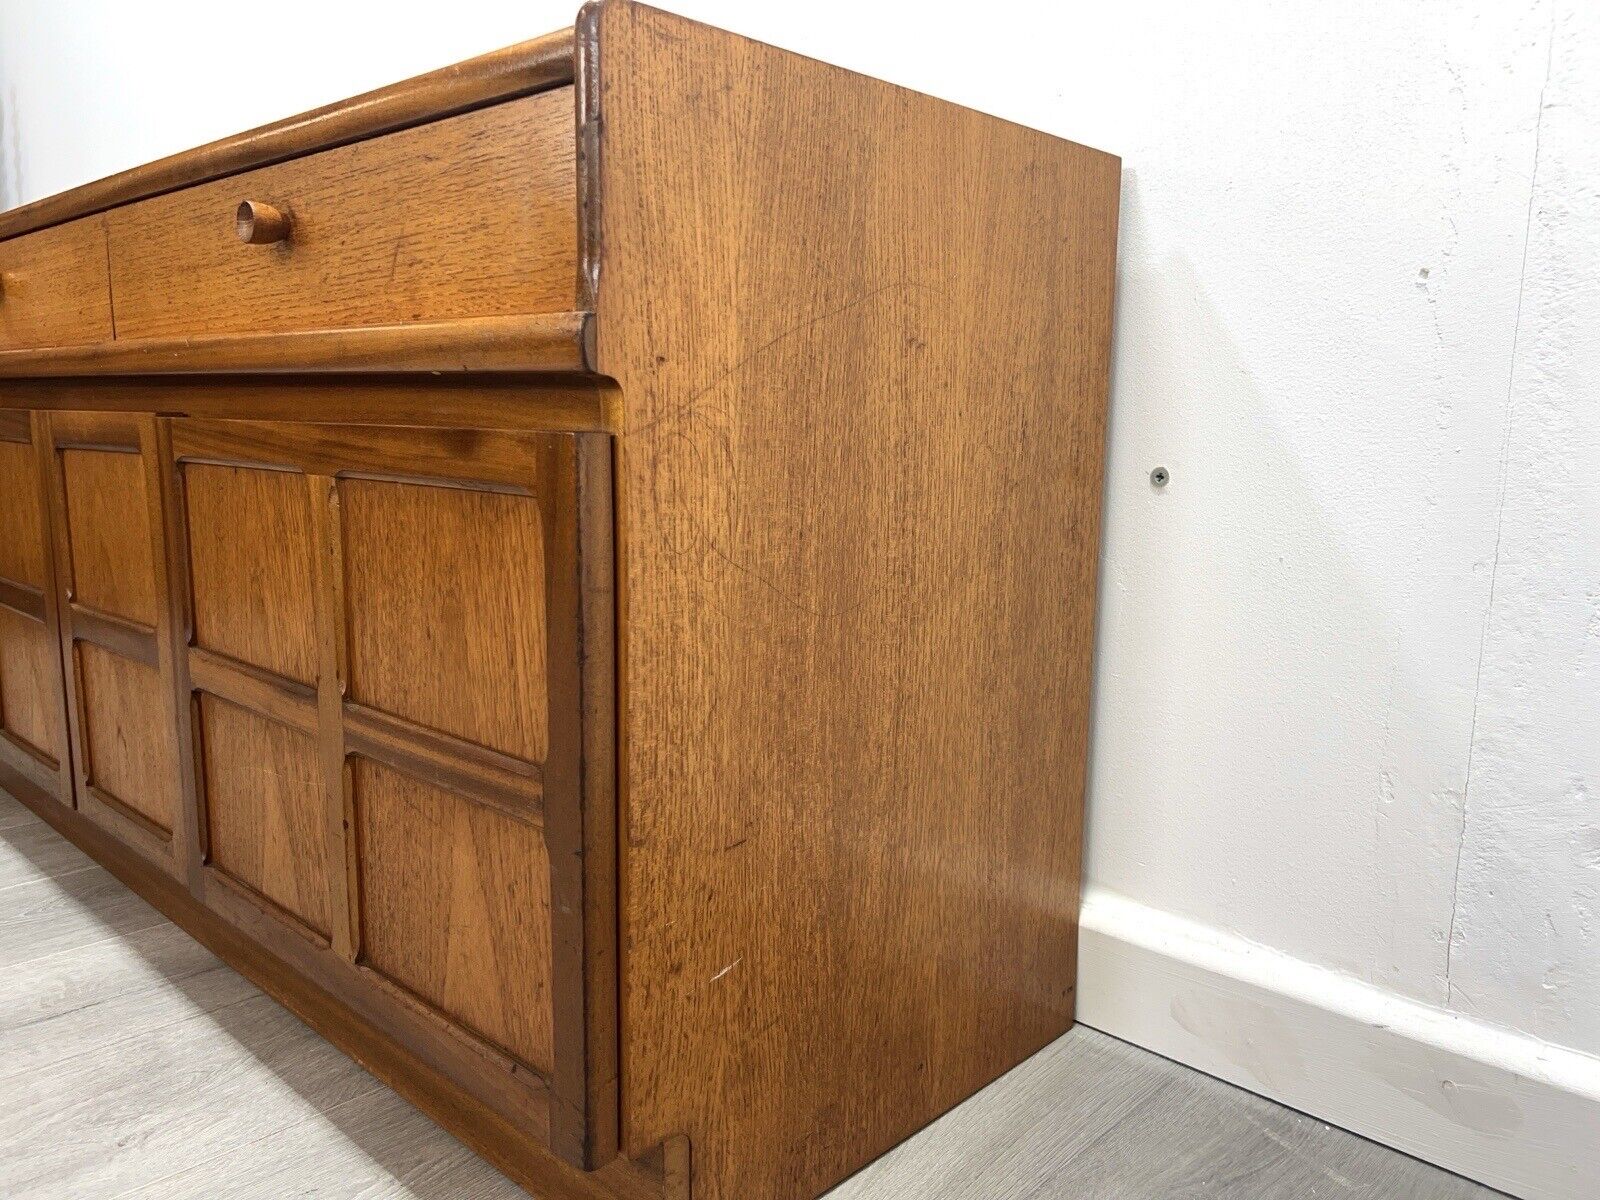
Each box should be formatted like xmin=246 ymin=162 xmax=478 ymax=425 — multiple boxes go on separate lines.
xmin=0 ymin=439 xmax=46 ymax=588
xmin=61 ymin=448 xmax=156 ymax=626
xmin=198 ymin=693 xmax=330 ymax=937
xmin=341 ymin=478 xmax=548 ymax=762
xmin=0 ymin=608 xmax=61 ymax=761
xmin=354 ymin=757 xmax=553 ymax=1074
xmin=184 ymin=463 xmax=317 ymax=683
xmin=77 ymin=642 xmax=175 ymax=833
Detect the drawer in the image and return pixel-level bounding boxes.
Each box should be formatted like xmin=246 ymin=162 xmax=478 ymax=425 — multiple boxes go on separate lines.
xmin=0 ymin=217 xmax=115 ymax=349
xmin=105 ymin=88 xmax=577 ymax=340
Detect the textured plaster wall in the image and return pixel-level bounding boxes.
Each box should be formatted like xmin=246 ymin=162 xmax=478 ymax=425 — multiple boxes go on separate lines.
xmin=1447 ymin=1 xmax=1597 ymax=1050
xmin=0 ymin=0 xmax=1594 ymax=1078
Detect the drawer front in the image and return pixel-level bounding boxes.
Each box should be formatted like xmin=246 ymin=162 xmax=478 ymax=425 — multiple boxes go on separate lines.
xmin=106 ymin=87 xmax=577 ymax=340
xmin=0 ymin=218 xmax=115 ymax=349
xmin=166 ymin=418 xmax=616 ymax=1168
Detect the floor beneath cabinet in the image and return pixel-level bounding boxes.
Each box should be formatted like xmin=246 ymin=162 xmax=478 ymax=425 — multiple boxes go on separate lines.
xmin=0 ymin=789 xmax=1500 ymax=1199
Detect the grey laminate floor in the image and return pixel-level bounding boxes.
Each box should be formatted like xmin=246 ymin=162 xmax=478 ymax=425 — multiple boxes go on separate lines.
xmin=0 ymin=789 xmax=1501 ymax=1199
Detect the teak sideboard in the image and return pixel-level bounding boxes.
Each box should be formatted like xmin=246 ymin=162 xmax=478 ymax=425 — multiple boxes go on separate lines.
xmin=0 ymin=5 xmax=1119 ymax=1198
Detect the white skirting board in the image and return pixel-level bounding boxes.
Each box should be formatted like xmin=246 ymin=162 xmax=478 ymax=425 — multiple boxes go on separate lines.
xmin=1075 ymin=888 xmax=1600 ymax=1200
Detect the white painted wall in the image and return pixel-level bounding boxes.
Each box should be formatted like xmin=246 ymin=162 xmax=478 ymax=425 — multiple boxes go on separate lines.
xmin=2 ymin=1 xmax=1595 ymax=1194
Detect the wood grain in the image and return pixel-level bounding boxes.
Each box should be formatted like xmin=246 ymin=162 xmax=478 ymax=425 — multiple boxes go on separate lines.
xmin=0 ymin=835 xmax=171 ymax=969
xmin=183 ymin=462 xmax=318 ymax=684
xmin=0 ymin=770 xmax=688 ymax=1200
xmin=66 ymin=603 xmax=158 ymax=668
xmin=0 ymin=900 xmax=248 ymax=1086
xmin=0 ymin=312 xmax=594 ymax=378
xmin=171 ymin=418 xmax=544 ymax=489
xmin=75 ymin=642 xmax=177 ymax=834
xmin=0 ymin=217 xmax=114 ymax=350
xmin=0 ymin=7 xmax=1122 ymax=1194
xmin=0 ymin=797 xmax=1490 ymax=1200
xmin=341 ymin=476 xmax=549 ymax=762
xmin=6 ymin=771 xmax=688 ymax=1200
xmin=162 ymin=418 xmax=617 ymax=1173
xmin=197 ymin=692 xmax=331 ymax=938
xmin=342 ymin=701 xmax=543 ymax=823
xmin=154 ymin=416 xmax=209 ymax=893
xmin=6 ymin=988 xmax=380 ymax=1197
xmin=354 ymin=756 xmax=555 ymax=1075
xmin=541 ymin=432 xmax=620 ymax=1171
xmin=234 ymin=199 xmax=292 ymax=246
xmin=589 ymin=4 xmax=1121 ymax=1196
xmin=15 ymin=416 xmax=72 ymax=807
xmin=0 ymin=377 xmax=610 ymax=433
xmin=0 ymin=794 xmax=39 ymax=830
xmin=59 ymin=448 xmax=157 ymax=626
xmin=0 ymin=735 xmax=55 ymax=800
xmin=44 ymin=413 xmax=192 ymax=866
xmin=188 ymin=648 xmax=317 ymax=735
xmin=307 ymin=472 xmax=359 ymax=960
xmin=0 ymin=609 xmax=61 ymax=762
xmin=0 ymin=427 xmax=62 ymax=767
xmin=0 ymin=825 xmax=95 ymax=932
xmin=119 ymin=1087 xmax=530 ymax=1199
xmin=0 ymin=581 xmax=45 ymax=623
xmin=107 ymin=91 xmax=576 ymax=340
xmin=0 ymin=27 xmax=575 ymax=242
xmin=0 ymin=439 xmax=47 ymax=587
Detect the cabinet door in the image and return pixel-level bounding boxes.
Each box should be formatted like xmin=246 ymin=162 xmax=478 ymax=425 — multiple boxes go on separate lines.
xmin=168 ymin=418 xmax=617 ymax=1169
xmin=40 ymin=412 xmax=193 ymax=874
xmin=0 ymin=411 xmax=72 ymax=808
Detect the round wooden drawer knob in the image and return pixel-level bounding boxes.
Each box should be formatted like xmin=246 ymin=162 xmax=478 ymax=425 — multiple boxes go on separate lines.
xmin=236 ymin=200 xmax=291 ymax=245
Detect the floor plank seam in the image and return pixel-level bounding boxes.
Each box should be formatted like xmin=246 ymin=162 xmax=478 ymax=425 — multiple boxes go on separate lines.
xmin=0 ymin=983 xmax=261 ymax=1086
xmin=0 ymin=861 xmax=104 ymax=897
xmin=105 ymin=1074 xmax=395 ymax=1200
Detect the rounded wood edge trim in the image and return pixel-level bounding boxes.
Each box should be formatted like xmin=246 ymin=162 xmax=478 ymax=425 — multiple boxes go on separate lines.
xmin=0 ymin=25 xmax=576 ymax=242
xmin=575 ymin=1 xmax=605 ymax=313
xmin=0 ymin=312 xmax=596 ymax=378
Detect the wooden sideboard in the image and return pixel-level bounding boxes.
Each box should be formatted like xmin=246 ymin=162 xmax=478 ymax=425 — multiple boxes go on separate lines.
xmin=0 ymin=4 xmax=1120 ymax=1198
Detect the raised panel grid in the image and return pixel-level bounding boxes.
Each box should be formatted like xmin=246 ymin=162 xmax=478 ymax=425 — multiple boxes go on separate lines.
xmin=162 ymin=418 xmax=611 ymax=1165
xmin=42 ymin=414 xmax=185 ymax=857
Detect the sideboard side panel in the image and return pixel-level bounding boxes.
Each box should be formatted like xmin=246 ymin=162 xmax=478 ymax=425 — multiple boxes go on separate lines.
xmin=592 ymin=4 xmax=1123 ymax=1197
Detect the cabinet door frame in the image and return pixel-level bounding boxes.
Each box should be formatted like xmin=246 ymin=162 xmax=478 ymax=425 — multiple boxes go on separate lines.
xmin=0 ymin=410 xmax=73 ymax=809
xmin=40 ymin=410 xmax=193 ymax=874
xmin=166 ymin=417 xmax=618 ymax=1171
